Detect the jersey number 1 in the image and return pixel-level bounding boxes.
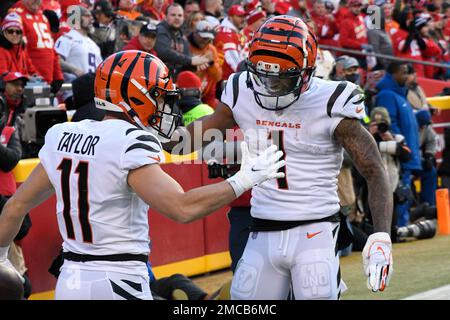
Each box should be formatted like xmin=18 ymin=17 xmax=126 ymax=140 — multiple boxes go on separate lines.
xmin=268 ymin=130 xmax=288 ymax=189
xmin=57 ymin=158 xmax=92 ymax=243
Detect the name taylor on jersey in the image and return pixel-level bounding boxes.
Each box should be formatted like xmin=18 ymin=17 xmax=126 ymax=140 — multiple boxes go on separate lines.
xmin=56 ymin=131 xmax=100 ymax=156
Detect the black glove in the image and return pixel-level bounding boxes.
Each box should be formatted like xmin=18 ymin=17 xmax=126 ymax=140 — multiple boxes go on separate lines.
xmin=50 ymin=79 xmax=64 ymax=94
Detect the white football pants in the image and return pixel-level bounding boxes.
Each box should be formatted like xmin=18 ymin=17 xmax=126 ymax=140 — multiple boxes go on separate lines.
xmin=55 ymin=265 xmax=152 ymax=300
xmin=231 ymin=221 xmax=346 ymax=300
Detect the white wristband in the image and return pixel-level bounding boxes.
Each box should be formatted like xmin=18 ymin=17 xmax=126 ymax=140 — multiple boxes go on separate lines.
xmin=0 ymin=246 xmax=10 ymax=261
xmin=227 ymin=172 xmax=252 ymax=198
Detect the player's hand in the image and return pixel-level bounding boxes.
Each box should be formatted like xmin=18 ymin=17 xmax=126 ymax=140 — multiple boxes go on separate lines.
xmin=362 ymin=232 xmax=393 ymax=292
xmin=227 ymin=142 xmax=285 ymax=197
xmin=0 ymin=247 xmax=25 ymax=284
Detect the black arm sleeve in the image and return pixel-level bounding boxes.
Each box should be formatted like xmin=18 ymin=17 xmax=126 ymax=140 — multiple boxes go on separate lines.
xmin=0 ymin=129 xmax=22 ymax=172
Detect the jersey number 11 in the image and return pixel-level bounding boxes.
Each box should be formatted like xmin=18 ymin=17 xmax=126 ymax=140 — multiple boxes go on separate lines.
xmin=57 ymin=158 xmax=93 ymax=243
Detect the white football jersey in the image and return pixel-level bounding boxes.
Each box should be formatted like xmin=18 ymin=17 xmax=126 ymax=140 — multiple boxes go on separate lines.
xmin=39 ymin=119 xmax=164 ymax=274
xmin=221 ymin=73 xmax=367 ymax=221
xmin=55 ymin=29 xmax=103 ymax=74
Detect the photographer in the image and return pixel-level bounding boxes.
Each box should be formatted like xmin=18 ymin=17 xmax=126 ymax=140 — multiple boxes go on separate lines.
xmin=369 ymin=107 xmax=411 ymax=194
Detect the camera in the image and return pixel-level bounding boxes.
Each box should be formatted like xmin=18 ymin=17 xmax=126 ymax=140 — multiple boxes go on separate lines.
xmin=207 ymin=161 xmax=240 ymax=179
xmin=377 ymin=122 xmax=389 ymax=133
xmin=379 ymin=140 xmax=398 ymax=155
xmin=397 ymin=219 xmax=436 ymax=240
xmin=19 ymin=79 xmax=69 ymax=158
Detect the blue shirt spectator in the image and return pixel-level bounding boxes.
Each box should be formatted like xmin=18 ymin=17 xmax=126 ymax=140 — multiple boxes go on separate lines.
xmin=375 ymin=64 xmax=421 ymax=172
xmin=375 ymin=61 xmax=422 ymax=227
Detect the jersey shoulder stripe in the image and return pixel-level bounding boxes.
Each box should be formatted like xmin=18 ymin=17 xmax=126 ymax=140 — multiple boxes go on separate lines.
xmin=232 ymin=71 xmax=243 ymax=108
xmin=125 ymin=127 xmax=140 ymax=135
xmin=135 ymin=134 xmax=160 ymax=146
xmin=343 ymin=87 xmax=365 ymax=106
xmin=125 ymin=142 xmax=159 ymax=154
xmin=327 ymin=81 xmax=347 ymax=117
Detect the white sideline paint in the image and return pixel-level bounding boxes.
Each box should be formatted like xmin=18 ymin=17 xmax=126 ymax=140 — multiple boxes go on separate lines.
xmin=403 ymin=285 xmax=450 ymax=300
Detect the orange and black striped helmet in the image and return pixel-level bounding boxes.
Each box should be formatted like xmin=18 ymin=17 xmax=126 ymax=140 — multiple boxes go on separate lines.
xmin=247 ymin=15 xmax=318 ymax=110
xmin=94 ymin=50 xmax=181 ymax=139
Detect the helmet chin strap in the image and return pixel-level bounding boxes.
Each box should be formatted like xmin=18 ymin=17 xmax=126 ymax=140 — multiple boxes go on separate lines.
xmin=117 ymin=101 xmax=147 ymax=131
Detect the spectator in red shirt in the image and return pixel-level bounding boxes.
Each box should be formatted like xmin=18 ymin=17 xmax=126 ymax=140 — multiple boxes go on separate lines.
xmin=41 ymin=0 xmax=61 ymax=18
xmin=0 ymin=12 xmax=39 ymax=77
xmin=334 ymin=0 xmax=351 ymax=25
xmin=392 ymin=10 xmax=442 ymax=77
xmin=9 ymin=0 xmax=63 ymax=93
xmin=310 ymin=0 xmax=339 ymax=47
xmin=122 ymin=22 xmax=158 ymax=56
xmin=339 ymin=0 xmax=369 ymax=67
xmin=214 ymin=5 xmax=246 ymax=81
xmin=416 ymin=14 xmax=445 ymax=78
xmin=242 ymin=9 xmax=267 ymax=57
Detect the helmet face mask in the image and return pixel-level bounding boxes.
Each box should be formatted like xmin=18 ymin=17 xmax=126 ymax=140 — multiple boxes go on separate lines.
xmin=146 ymin=88 xmax=181 ymax=140
xmin=247 ymin=59 xmax=315 ymax=110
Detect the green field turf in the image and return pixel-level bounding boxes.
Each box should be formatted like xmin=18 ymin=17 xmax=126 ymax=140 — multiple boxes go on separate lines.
xmin=341 ymin=234 xmax=450 ymax=300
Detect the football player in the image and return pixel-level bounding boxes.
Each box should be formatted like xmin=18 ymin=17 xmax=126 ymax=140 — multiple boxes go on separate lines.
xmin=180 ymin=15 xmax=394 ymax=299
xmin=0 ymin=51 xmax=285 ymax=300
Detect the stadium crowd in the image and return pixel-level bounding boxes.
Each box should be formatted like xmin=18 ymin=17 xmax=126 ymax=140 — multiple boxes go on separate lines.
xmin=0 ymin=0 xmax=449 ymax=299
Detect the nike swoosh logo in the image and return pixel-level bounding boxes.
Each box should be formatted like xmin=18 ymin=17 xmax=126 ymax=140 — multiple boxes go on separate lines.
xmin=306 ymin=231 xmax=322 ymax=239
xmin=148 ymin=155 xmax=161 ymax=162
xmin=251 ymin=167 xmax=263 ymax=172
xmin=376 ymin=246 xmax=386 ymax=259
xmin=356 ymin=107 xmax=364 ymax=113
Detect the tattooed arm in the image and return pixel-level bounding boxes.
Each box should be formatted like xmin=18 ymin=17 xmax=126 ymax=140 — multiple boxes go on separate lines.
xmin=334 ymin=118 xmax=393 ymax=234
